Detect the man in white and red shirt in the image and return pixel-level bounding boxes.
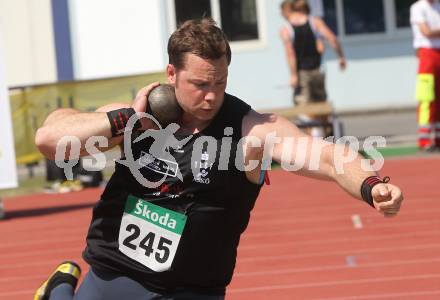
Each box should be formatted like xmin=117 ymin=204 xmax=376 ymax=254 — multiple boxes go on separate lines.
xmin=410 ymin=0 xmax=440 ymax=150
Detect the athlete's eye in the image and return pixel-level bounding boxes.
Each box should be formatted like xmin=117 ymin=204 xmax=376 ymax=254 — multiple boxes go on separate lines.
xmin=194 ymin=82 xmax=208 ymax=88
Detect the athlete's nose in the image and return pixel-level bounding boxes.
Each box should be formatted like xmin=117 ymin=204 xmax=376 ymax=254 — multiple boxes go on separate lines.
xmin=204 ymin=90 xmax=216 ymax=103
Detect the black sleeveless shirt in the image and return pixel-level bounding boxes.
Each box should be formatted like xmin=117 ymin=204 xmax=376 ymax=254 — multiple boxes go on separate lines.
xmin=291 ymin=20 xmax=321 ymax=70
xmin=83 ymin=93 xmax=263 ymax=295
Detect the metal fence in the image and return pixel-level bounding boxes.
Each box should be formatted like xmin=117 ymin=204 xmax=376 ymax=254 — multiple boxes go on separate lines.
xmin=9 ymin=72 xmax=166 ymax=165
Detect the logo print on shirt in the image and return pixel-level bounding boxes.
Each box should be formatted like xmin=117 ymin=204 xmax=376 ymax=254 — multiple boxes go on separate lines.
xmin=120 ymin=119 xmax=192 ymax=187
xmin=149 ymin=182 xmax=187 ymax=199
xmin=139 ymin=151 xmax=179 ymax=177
xmin=171 ymin=143 xmax=185 ymax=154
xmin=193 ymin=151 xmax=212 ymax=185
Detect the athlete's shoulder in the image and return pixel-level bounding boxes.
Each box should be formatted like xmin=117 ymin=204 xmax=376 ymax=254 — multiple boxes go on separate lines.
xmin=242 ymin=109 xmax=304 ymax=142
xmin=242 ymin=109 xmax=276 ymax=139
xmin=223 ymin=93 xmax=252 ymax=114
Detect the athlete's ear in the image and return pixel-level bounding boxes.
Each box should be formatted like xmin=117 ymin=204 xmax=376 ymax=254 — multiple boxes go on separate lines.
xmin=167 ymin=64 xmax=176 ymax=86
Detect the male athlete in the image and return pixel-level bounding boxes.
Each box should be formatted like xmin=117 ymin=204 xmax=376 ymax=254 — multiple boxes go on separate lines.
xmin=34 ymin=18 xmax=403 ymax=300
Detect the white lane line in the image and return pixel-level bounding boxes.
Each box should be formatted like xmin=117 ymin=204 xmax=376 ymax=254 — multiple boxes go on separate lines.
xmin=312 ymin=290 xmax=440 ymax=300
xmin=351 ymin=214 xmax=363 ymax=229
xmin=3 ymin=217 xmax=435 ymax=249
xmin=5 ymin=226 xmax=437 ymax=256
xmin=345 ymin=255 xmax=357 ymax=267
xmin=235 ymin=257 xmax=440 ymax=277
xmin=228 ymin=273 xmax=440 ymax=293
xmin=244 ymin=219 xmax=440 ymax=238
xmin=0 ymin=275 xmax=47 ymax=283
xmin=249 ymin=207 xmax=440 ymax=226
xmin=0 ymin=246 xmax=83 ymax=259
xmin=0 ymin=259 xmax=78 ymax=270
xmin=238 ymin=243 xmax=440 ymax=263
xmin=0 ymin=290 xmax=34 ymax=297
xmin=249 ymin=198 xmax=440 ymax=218
xmin=0 ymin=236 xmax=83 ymax=249
xmin=240 ymin=229 xmax=440 ymax=250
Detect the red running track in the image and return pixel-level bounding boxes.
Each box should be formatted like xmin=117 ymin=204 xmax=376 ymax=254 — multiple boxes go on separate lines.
xmin=0 ymin=157 xmax=439 ymax=299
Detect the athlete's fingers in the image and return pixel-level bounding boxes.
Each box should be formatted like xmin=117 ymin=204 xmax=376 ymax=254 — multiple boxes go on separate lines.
xmin=374 ymin=185 xmax=403 ymax=216
xmin=132 ymin=82 xmax=160 ymax=113
xmin=389 ymin=184 xmax=404 ymax=206
xmin=372 ymin=183 xmax=391 ymax=203
xmin=130 ymin=82 xmax=161 ymax=130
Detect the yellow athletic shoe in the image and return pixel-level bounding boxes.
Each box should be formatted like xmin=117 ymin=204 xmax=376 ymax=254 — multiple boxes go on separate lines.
xmin=34 ymin=261 xmax=81 ymax=300
xmin=67 ymin=180 xmax=83 ymax=192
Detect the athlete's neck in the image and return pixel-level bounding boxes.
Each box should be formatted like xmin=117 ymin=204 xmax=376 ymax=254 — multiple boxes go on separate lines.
xmin=179 ymin=114 xmax=211 ymax=134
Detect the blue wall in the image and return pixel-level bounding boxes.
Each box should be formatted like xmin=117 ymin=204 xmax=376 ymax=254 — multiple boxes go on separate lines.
xmin=323 ymin=37 xmax=417 ymax=112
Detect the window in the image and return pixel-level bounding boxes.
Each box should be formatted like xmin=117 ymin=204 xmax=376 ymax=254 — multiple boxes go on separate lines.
xmin=322 ymin=0 xmax=413 ymax=39
xmin=323 ymin=0 xmax=338 ymax=34
xmin=343 ymin=0 xmax=385 ymax=35
xmin=395 ymin=0 xmax=417 ymax=28
xmin=174 ymin=0 xmax=212 ymax=26
xmin=219 ymin=0 xmax=258 ymax=41
xmin=169 ymin=0 xmax=264 ymax=47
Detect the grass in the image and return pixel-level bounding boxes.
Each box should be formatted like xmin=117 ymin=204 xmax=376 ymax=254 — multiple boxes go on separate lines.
xmin=360 ymin=146 xmax=419 ymax=159
xmin=0 ymin=176 xmax=47 ymax=199
xmin=0 ymin=168 xmax=115 ymax=200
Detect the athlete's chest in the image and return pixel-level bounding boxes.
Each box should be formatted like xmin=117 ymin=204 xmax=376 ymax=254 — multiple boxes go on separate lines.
xmin=130 ymin=133 xmax=239 ymax=200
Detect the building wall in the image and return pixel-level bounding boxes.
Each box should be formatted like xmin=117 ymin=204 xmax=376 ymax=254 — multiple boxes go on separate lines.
xmin=68 ymin=0 xmax=166 ymax=80
xmin=0 ymin=0 xmax=57 ymax=87
xmin=324 ymin=37 xmax=417 ymax=112
xmin=0 ymin=30 xmax=17 ymax=188
xmin=0 ymin=0 xmax=419 ymax=112
xmin=207 ymin=0 xmax=293 ymax=110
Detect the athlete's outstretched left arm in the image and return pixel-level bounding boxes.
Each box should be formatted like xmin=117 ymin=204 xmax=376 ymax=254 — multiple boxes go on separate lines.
xmin=243 ymin=110 xmax=403 ymax=217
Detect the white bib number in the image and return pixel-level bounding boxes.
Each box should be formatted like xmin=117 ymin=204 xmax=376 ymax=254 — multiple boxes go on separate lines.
xmin=118 ymin=195 xmax=187 ymax=272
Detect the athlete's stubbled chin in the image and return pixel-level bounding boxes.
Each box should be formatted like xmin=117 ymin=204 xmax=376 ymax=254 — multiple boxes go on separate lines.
xmin=192 ymin=108 xmax=218 ymax=121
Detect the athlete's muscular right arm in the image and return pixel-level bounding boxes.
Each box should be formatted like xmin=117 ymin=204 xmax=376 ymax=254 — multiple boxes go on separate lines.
xmin=35 ymin=82 xmax=159 ymax=160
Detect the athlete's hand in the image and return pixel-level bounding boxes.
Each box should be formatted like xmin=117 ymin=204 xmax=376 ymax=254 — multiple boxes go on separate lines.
xmin=372 ymin=183 xmax=403 ymax=217
xmin=132 ymin=82 xmax=160 ymax=130
xmin=290 ymin=74 xmax=298 ymax=88
xmin=339 ymin=57 xmax=347 ymax=71
xmin=132 ymin=82 xmax=160 ymax=113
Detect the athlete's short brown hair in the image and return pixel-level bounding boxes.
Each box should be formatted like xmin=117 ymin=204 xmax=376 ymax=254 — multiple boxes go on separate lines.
xmin=167 ymin=18 xmax=231 ymax=70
